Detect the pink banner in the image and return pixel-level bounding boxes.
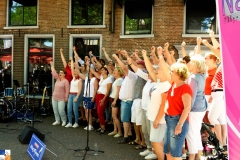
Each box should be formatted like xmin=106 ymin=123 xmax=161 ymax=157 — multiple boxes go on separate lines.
xmin=216 ymin=0 xmax=240 ymax=159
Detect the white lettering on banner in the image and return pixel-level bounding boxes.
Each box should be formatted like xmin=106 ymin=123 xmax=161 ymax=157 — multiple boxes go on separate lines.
xmin=30 ymin=145 xmax=39 ymax=158
xmin=223 ymin=0 xmax=240 ymax=22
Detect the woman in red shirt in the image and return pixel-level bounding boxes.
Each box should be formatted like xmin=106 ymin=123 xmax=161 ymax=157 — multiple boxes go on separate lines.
xmin=162 ymin=62 xmax=192 ymax=159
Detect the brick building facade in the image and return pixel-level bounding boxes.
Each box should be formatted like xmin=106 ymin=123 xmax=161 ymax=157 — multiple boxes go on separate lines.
xmin=0 ymin=0 xmax=218 ymax=92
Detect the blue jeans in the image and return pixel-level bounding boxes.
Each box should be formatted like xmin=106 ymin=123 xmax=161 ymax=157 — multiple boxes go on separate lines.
xmin=67 ymin=94 xmax=81 ymax=124
xmin=164 ymin=115 xmax=189 ymax=158
xmin=52 ymin=99 xmax=66 ymax=123
xmin=120 ymin=100 xmax=133 ymax=122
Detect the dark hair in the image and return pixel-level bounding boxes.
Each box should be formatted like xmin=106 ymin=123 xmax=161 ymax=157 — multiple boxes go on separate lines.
xmin=182 ymin=56 xmax=191 ymax=64
xmin=60 ymin=69 xmax=67 ymax=74
xmin=101 ymin=66 xmax=109 ymax=75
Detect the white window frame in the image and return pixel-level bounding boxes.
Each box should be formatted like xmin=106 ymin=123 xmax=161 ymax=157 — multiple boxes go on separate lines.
xmin=69 ymin=34 xmax=102 ymax=59
xmin=182 ymin=3 xmax=219 ymax=38
xmin=4 ymin=0 xmax=39 ymax=30
xmin=174 ymin=44 xmax=213 ymax=58
xmin=0 ymin=34 xmax=14 ymax=87
xmin=67 ymin=0 xmax=106 ymax=29
xmin=120 ymin=3 xmax=154 ymax=39
xmin=24 ymin=34 xmax=55 ymax=95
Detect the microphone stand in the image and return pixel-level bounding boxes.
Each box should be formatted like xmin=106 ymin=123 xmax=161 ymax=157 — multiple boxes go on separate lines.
xmin=74 ymin=59 xmax=104 ymax=160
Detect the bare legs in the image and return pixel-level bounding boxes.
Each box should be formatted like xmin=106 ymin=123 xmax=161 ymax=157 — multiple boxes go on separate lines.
xmin=112 ymin=107 xmax=122 ymax=134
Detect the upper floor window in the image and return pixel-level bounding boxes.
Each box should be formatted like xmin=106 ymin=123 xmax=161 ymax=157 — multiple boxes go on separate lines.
xmin=185 ymin=0 xmax=217 ymax=34
xmin=124 ymin=1 xmax=152 ymax=35
xmin=71 ymin=0 xmax=103 ymax=25
xmin=9 ymin=0 xmax=37 ymax=26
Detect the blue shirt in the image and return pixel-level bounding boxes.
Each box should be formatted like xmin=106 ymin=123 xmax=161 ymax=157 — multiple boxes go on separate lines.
xmin=187 ymin=73 xmax=207 ymax=112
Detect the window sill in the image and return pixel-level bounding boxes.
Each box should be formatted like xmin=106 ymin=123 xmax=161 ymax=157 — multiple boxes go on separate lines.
xmin=4 ymin=26 xmax=39 ymax=29
xmin=67 ymin=25 xmax=106 ymax=29
xmin=120 ymin=34 xmax=154 ymax=39
xmin=182 ymin=34 xmax=219 ymax=38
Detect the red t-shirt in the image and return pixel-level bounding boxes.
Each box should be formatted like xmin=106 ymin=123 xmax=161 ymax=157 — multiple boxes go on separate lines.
xmin=65 ymin=65 xmax=73 ymax=83
xmin=166 ymin=84 xmax=192 ymax=116
xmin=204 ymin=68 xmax=217 ymax=95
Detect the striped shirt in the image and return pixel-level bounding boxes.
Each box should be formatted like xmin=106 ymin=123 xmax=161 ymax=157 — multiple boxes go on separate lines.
xmin=211 ymin=65 xmax=223 ymax=89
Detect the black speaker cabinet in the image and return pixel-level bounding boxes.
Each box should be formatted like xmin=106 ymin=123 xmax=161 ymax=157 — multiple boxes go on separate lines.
xmin=19 ymin=126 xmax=45 ymax=144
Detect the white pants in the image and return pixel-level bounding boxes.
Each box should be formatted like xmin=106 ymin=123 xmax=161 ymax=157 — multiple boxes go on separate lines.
xmin=186 ymin=112 xmax=206 ymax=154
xmin=131 ymin=99 xmax=142 ymax=125
xmin=208 ymin=91 xmax=226 ymax=125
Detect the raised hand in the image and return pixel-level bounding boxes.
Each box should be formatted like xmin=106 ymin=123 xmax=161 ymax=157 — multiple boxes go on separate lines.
xmin=209 ymin=30 xmax=215 ymax=38
xmin=127 ymin=57 xmax=132 ymax=65
xmin=50 ymin=61 xmax=53 ymax=66
xmin=60 ymin=48 xmax=63 ymax=53
xmin=141 ymin=50 xmax=147 ymax=57
xmin=112 ymin=54 xmax=117 ymax=59
xmin=151 ymin=46 xmax=156 ymax=53
xmin=73 ymin=46 xmax=76 ymax=51
xmin=202 ymin=39 xmax=209 ymax=46
xmin=102 ymin=47 xmax=106 ymax=52
xmin=164 ymin=42 xmax=169 ymax=49
xmin=157 ymin=46 xmax=163 ymax=57
xmin=120 ymin=50 xmax=128 ymax=57
xmin=197 ymin=37 xmax=202 ymax=45
xmin=181 ymin=41 xmax=186 ymax=47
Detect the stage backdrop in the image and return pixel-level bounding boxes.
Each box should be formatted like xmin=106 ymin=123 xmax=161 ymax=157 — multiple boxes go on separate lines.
xmin=216 ymin=0 xmax=240 ymax=159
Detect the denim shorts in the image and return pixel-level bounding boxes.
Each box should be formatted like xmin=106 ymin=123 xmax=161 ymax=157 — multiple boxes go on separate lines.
xmin=163 ymin=115 xmax=189 ymax=158
xmin=120 ymin=100 xmax=133 ymax=122
xmin=83 ymin=97 xmax=95 ymax=109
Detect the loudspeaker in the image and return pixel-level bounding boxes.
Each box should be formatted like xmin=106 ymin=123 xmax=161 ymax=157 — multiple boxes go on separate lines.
xmin=19 ymin=126 xmax=45 ymax=144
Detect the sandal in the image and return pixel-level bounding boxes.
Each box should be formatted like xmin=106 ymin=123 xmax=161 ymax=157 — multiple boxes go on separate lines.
xmin=128 ymin=141 xmax=140 ymax=145
xmin=135 ymin=144 xmax=147 ymax=150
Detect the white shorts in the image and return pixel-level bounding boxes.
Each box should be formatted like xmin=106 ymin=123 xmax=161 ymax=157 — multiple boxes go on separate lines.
xmin=131 ymin=99 xmax=142 ymax=125
xmin=150 ymin=122 xmax=166 ymax=142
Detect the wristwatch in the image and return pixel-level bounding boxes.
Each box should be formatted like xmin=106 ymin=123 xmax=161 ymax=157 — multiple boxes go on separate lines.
xmin=177 ymin=122 xmax=183 ymax=127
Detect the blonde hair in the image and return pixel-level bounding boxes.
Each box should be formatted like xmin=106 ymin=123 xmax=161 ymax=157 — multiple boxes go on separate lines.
xmin=171 ymin=63 xmax=189 ymax=81
xmin=190 ymin=54 xmax=206 ymax=74
xmin=116 ymin=67 xmax=124 ymax=77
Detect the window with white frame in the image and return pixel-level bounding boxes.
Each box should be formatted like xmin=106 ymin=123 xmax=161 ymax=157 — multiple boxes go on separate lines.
xmin=185 ymin=0 xmax=217 ymax=34
xmin=71 ymin=0 xmax=104 ymax=25
xmin=123 ymin=1 xmax=153 ymax=35
xmin=8 ymin=0 xmax=37 ymax=26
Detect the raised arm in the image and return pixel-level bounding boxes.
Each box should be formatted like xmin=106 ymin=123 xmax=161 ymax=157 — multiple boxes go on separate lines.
xmin=202 ymin=39 xmax=221 ymax=61
xmin=112 ymin=52 xmax=128 ymax=75
xmin=196 ymin=37 xmax=202 ymax=54
xmin=70 ymin=57 xmax=74 ymax=77
xmin=50 ymin=61 xmax=59 ymax=79
xmin=164 ymin=42 xmax=173 ymax=65
xmin=181 ymin=41 xmax=187 ymax=58
xmin=73 ymin=46 xmax=85 ymax=65
xmin=60 ymin=48 xmax=67 ymax=68
xmin=151 ymin=46 xmax=159 ymax=65
xmin=142 ymin=49 xmax=157 ymax=82
xmin=209 ymin=31 xmax=220 ymax=49
xmin=169 ymin=50 xmax=176 ymax=64
xmin=157 ymin=47 xmax=172 ymax=83
xmin=102 ymin=47 xmax=112 ymax=62
xmin=90 ymin=67 xmax=100 ymax=79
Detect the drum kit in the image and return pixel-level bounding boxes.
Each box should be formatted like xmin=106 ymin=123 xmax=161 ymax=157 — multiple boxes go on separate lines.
xmin=0 ymin=81 xmax=40 ymax=123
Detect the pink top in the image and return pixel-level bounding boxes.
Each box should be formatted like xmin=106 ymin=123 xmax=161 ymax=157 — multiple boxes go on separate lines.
xmin=52 ymin=70 xmax=70 ymax=101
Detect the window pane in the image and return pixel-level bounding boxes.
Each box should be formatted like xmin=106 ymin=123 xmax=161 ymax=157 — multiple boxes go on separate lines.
xmin=10 ymin=7 xmax=23 ymax=25
xmin=28 ymin=38 xmax=53 ymax=95
xmin=73 ymin=38 xmax=100 ymax=59
xmin=186 ymin=0 xmax=216 ymax=34
xmin=72 ymin=0 xmax=103 ymax=25
xmin=0 ymin=38 xmax=12 ymax=90
xmin=124 ymin=1 xmax=152 ymax=35
xmin=9 ymin=0 xmax=37 ymax=26
xmin=24 ymin=6 xmax=37 ymax=25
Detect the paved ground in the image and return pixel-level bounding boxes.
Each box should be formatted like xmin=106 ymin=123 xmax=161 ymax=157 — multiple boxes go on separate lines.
xmin=0 ymin=115 xmax=144 ymax=160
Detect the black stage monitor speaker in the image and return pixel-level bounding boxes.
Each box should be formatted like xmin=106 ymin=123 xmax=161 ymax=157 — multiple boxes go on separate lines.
xmin=19 ymin=126 xmax=45 ymax=144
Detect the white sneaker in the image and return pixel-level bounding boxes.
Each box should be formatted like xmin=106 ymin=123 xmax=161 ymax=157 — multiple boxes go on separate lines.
xmin=145 ymin=152 xmax=157 ymax=159
xmin=114 ymin=133 xmax=123 ymax=138
xmin=84 ymin=125 xmax=94 ymax=130
xmin=65 ymin=123 xmax=72 ymax=128
xmin=182 ymin=153 xmax=187 ymax=159
xmin=72 ymin=123 xmax=79 ymax=128
xmin=62 ymin=121 xmax=66 ymax=126
xmin=52 ymin=121 xmax=60 ymax=125
xmin=140 ymin=149 xmax=151 ymax=156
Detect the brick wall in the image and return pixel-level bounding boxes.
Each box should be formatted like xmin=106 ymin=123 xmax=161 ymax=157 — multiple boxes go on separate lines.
xmin=0 ymin=0 xmax=212 ymax=85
